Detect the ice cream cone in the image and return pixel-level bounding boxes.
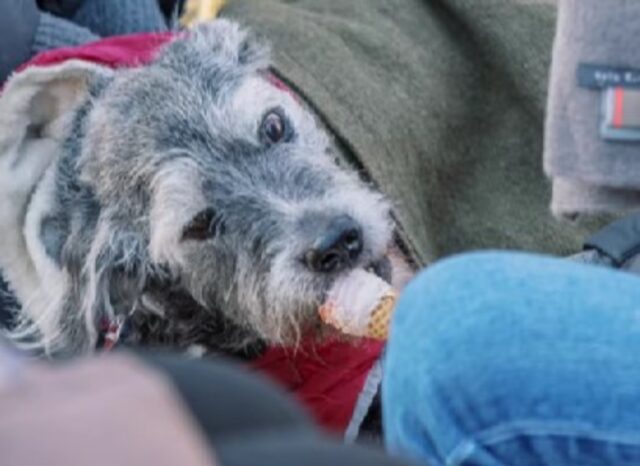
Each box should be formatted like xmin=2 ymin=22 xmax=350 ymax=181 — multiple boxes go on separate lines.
xmin=319 ymin=269 xmax=396 ymax=340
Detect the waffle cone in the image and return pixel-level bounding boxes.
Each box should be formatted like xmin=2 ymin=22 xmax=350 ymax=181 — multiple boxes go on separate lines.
xmin=366 ymin=292 xmax=396 ymax=340
xmin=318 ymin=269 xmax=397 ymax=340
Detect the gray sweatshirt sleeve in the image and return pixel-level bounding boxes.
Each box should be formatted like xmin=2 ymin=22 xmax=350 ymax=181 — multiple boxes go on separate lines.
xmin=0 ymin=0 xmax=40 ymax=83
xmin=544 ymin=0 xmax=640 ymax=219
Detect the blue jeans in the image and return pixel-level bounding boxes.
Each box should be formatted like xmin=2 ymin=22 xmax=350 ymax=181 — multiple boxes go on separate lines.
xmin=383 ymin=252 xmax=640 ymax=465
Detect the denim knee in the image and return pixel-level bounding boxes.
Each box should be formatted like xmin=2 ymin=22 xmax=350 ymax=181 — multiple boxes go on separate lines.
xmin=389 ymin=251 xmax=530 ymax=353
xmin=383 ymin=251 xmax=566 ymax=462
xmin=384 ymin=251 xmax=640 ymax=464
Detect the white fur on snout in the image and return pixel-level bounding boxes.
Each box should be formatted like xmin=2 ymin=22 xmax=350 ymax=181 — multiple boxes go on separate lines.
xmin=278 ymin=183 xmax=394 ymax=266
xmin=234 ymin=175 xmax=393 ymax=346
xmin=149 ymin=158 xmax=208 ymax=267
xmin=262 ymin=250 xmax=322 ymax=342
xmin=329 ymin=187 xmax=394 ymax=261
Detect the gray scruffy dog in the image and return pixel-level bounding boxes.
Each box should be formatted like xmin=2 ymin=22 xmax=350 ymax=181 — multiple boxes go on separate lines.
xmin=0 ymin=20 xmax=398 ymax=358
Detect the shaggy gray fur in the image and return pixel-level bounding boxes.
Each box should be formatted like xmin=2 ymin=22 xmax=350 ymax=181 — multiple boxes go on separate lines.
xmin=8 ymin=21 xmax=393 ymax=357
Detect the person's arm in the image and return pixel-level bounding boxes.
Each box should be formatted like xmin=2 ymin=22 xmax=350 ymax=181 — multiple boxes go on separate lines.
xmin=0 ymin=0 xmax=40 ymax=83
xmin=545 ymin=0 xmax=640 ymax=219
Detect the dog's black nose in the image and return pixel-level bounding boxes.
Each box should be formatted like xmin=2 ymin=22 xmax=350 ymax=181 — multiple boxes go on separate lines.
xmin=304 ymin=215 xmax=363 ymax=273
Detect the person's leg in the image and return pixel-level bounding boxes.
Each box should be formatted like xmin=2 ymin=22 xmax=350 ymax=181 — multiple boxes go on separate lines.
xmin=72 ymin=0 xmax=168 ymax=37
xmin=384 ymin=252 xmax=640 ymax=466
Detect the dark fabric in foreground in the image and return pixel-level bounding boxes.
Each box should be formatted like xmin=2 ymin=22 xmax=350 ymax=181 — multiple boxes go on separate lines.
xmin=140 ymin=353 xmax=411 ymax=465
xmin=138 ymin=353 xmax=313 ymax=441
xmin=222 ymin=0 xmax=602 ymax=266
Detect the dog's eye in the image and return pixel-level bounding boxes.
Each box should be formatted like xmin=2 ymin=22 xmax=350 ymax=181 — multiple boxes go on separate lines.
xmin=182 ymin=208 xmax=225 ymax=242
xmin=261 ymin=111 xmax=285 ymax=143
xmin=260 ymin=108 xmax=292 ymax=144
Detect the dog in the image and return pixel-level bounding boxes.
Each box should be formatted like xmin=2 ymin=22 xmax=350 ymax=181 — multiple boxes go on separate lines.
xmin=0 ymin=20 xmax=409 ymax=359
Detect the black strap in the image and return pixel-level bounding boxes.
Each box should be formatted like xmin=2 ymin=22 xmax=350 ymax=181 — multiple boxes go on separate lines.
xmin=584 ymin=213 xmax=640 ymax=266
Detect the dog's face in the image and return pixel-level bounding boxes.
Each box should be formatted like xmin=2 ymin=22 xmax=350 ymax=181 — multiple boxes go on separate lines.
xmin=1 ymin=21 xmax=394 ymax=355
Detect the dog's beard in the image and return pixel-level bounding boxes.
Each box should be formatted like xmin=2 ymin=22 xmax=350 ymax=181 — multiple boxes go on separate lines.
xmin=230 ymin=252 xmax=326 ymax=347
xmin=230 ymin=253 xmax=395 ymax=348
xmin=102 ymin=249 xmax=400 ymax=357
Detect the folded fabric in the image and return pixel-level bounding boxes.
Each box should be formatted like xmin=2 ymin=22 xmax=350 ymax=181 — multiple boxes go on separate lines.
xmin=545 ymin=0 xmax=640 ymax=218
xmin=222 ymin=0 xmax=595 ymax=263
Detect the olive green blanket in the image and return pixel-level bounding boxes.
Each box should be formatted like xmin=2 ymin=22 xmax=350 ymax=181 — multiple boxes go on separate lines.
xmin=223 ymin=0 xmax=598 ymax=267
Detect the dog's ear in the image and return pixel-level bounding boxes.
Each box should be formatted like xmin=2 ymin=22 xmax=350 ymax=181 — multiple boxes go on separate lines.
xmin=157 ymin=19 xmax=269 ymax=78
xmin=0 ymin=60 xmax=113 ymax=222
xmin=0 ymin=61 xmax=112 ymax=152
xmin=0 ymin=61 xmax=113 ymax=335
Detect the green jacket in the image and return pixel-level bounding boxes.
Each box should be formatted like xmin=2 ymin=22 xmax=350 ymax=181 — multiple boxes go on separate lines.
xmin=223 ymin=0 xmax=597 ymax=267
